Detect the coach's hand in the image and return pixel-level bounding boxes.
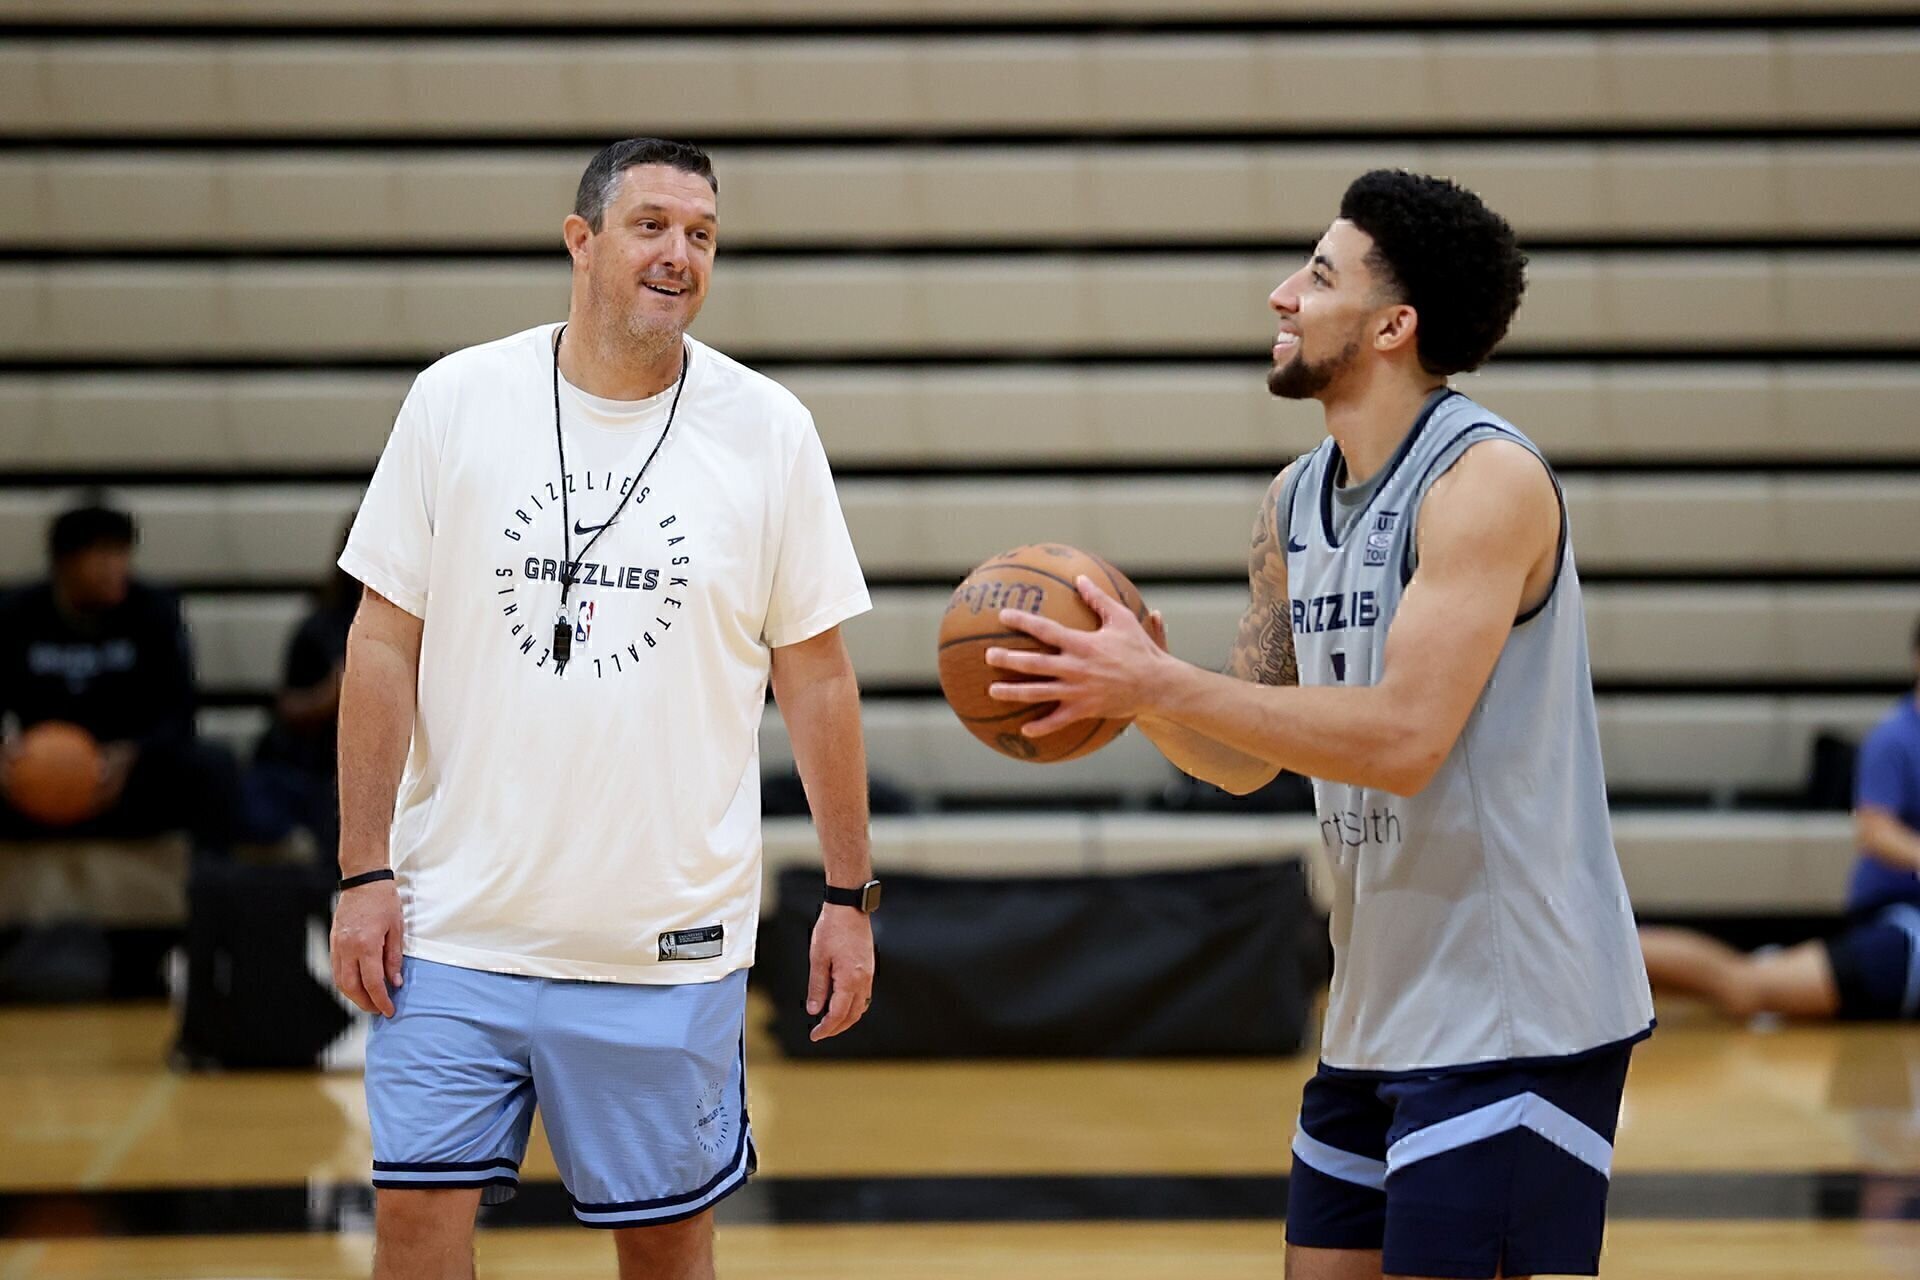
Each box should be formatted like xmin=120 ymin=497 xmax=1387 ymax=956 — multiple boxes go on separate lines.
xmin=808 ymin=905 xmax=875 ymax=1042
xmin=331 ymin=879 xmax=405 ymax=1018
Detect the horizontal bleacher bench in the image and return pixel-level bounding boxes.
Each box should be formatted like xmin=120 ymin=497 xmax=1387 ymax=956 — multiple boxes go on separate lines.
xmin=6 ymin=253 xmax=1919 ymax=360
xmin=5 ymin=365 xmax=1918 ymax=470
xmin=4 ymin=32 xmax=1914 ymax=137
xmin=7 ymin=142 xmax=1919 ymax=248
xmin=10 ymin=0 xmax=1920 ymax=23
xmin=756 ymin=811 xmax=1857 ymax=916
xmin=0 ymin=813 xmax=1861 ymax=930
xmin=5 ymin=475 xmax=1919 ymax=582
xmin=0 ymin=835 xmax=191 ymax=928
xmin=185 ymin=692 xmax=1875 ymax=803
xmin=142 ymin=581 xmax=1920 ymax=693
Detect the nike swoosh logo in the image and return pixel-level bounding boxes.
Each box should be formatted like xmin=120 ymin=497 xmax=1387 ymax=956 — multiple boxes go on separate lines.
xmin=573 ymin=519 xmax=612 ymax=536
xmin=1286 ymin=536 xmax=1307 ymax=553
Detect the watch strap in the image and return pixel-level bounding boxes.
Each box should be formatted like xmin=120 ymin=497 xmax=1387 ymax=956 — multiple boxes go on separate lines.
xmin=824 ymin=879 xmax=881 ymax=912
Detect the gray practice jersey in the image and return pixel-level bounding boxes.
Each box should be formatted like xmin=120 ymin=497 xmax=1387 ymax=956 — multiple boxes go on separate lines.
xmin=1282 ymin=389 xmax=1654 ymax=1075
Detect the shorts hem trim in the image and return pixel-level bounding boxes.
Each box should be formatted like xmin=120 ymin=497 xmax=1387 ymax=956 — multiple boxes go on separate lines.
xmin=371 ymin=1175 xmax=521 ymax=1192
xmin=1503 ymin=1256 xmax=1601 ymax=1278
xmin=1285 ymin=1226 xmax=1385 ymax=1251
xmin=570 ymin=1136 xmax=756 ymax=1228
xmin=371 ymin=1157 xmax=522 ymax=1193
xmin=372 ymin=1158 xmax=522 ymax=1174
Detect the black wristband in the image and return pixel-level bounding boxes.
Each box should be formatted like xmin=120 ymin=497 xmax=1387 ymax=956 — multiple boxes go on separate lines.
xmin=338 ymin=868 xmax=396 ymax=891
xmin=824 ymin=879 xmax=882 ymax=913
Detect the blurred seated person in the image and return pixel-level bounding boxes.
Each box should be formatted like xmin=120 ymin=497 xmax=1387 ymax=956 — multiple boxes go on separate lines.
xmin=0 ymin=502 xmax=239 ymax=852
xmin=246 ymin=532 xmax=356 ymax=864
xmin=1640 ymin=616 xmax=1920 ymax=1020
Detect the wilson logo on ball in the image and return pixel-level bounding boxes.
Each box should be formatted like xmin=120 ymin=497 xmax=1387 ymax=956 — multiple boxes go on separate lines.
xmin=936 ymin=544 xmax=1147 ymax=765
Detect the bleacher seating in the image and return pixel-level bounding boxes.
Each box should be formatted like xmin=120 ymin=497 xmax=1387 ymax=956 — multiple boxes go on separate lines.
xmin=3 ymin=0 xmax=1916 ymax=917
xmin=6 ymin=364 xmax=1920 ymax=468
xmin=7 ymin=143 xmax=1920 ymax=247
xmin=6 ymin=253 xmax=1919 ymax=358
xmin=5 ymin=32 xmax=1916 ymax=136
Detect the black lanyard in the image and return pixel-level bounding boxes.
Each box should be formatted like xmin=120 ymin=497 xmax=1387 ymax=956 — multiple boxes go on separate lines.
xmin=550 ymin=322 xmax=690 ymax=674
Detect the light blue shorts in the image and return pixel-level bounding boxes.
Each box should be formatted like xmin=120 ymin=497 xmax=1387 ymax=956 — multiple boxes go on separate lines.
xmin=366 ymin=957 xmax=754 ymax=1228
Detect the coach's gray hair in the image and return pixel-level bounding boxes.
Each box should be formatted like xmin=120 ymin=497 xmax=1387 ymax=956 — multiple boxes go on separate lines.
xmin=574 ymin=138 xmax=717 ymax=231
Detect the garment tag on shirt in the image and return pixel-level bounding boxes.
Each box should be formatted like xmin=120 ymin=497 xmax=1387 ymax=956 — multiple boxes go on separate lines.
xmin=659 ymin=925 xmax=724 ymax=961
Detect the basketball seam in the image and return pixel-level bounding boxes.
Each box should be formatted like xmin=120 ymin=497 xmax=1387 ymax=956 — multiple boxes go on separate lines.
xmin=953 ymin=703 xmax=1051 ymax=725
xmin=937 ymin=629 xmax=1033 ymax=651
xmin=1047 ymin=717 xmax=1112 ymax=762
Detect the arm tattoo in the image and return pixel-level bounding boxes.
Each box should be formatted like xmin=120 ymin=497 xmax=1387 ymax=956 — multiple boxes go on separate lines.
xmin=1226 ymin=487 xmax=1299 ymax=687
xmin=1230 ymin=595 xmax=1299 ymax=686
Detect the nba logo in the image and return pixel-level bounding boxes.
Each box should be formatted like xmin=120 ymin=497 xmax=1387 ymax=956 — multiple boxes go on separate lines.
xmin=573 ymin=600 xmax=595 ymax=646
xmin=1364 ymin=510 xmax=1399 ymax=567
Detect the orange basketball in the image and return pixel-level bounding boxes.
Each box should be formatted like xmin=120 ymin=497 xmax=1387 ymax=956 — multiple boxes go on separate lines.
xmin=3 ymin=721 xmax=103 ymax=827
xmin=937 ymin=543 xmax=1147 ymax=764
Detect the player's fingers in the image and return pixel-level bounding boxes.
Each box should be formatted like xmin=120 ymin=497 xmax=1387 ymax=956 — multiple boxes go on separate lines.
xmin=1075 ymin=575 xmax=1123 ymax=620
xmin=836 ymin=970 xmax=875 ymax=1033
xmin=333 ymin=949 xmax=376 ymax=1014
xmin=998 ymin=609 xmax=1078 ymax=649
xmin=811 ymin=979 xmax=860 ymax=1042
xmin=983 ymin=646 xmax=1063 ymax=674
xmin=1146 ymin=610 xmax=1169 ymax=650
xmin=358 ymin=953 xmax=396 ymax=1018
xmin=384 ymin=927 xmax=405 ymax=992
xmin=1020 ymin=705 xmax=1085 ymax=737
xmin=806 ymin=948 xmax=829 ymax=1016
xmin=988 ymin=679 xmax=1066 ymax=703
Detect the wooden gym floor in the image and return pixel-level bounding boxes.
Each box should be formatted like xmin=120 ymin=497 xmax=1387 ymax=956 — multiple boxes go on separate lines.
xmin=2 ymin=993 xmax=1919 ymax=1279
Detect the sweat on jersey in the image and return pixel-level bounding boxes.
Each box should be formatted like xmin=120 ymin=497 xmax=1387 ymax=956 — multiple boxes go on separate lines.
xmin=1282 ymin=388 xmax=1655 ymax=1076
xmin=342 ymin=325 xmax=871 ymax=985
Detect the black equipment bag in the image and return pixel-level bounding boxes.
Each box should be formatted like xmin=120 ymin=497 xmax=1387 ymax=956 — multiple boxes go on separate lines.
xmin=765 ymin=859 xmax=1314 ymax=1058
xmin=172 ymin=859 xmax=356 ymax=1069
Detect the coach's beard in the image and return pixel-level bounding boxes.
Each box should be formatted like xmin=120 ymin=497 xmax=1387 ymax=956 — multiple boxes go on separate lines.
xmin=617 ymin=315 xmax=683 ymax=368
xmin=587 ymin=277 xmax=688 ymax=370
xmin=1268 ymin=336 xmax=1360 ymax=400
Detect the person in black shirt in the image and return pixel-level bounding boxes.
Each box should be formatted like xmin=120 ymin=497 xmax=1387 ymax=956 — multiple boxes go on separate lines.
xmin=247 ymin=526 xmax=357 ymax=865
xmin=0 ymin=503 xmax=239 ymax=850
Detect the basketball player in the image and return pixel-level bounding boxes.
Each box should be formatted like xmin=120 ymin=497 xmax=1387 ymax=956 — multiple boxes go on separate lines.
xmin=1639 ymin=618 xmax=1920 ymax=1022
xmin=330 ymin=139 xmax=879 ymax=1280
xmin=987 ymin=170 xmax=1654 ymax=1279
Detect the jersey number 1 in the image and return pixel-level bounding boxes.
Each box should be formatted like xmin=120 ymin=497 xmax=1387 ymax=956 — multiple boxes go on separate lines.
xmin=1330 ymin=652 xmax=1348 ymax=682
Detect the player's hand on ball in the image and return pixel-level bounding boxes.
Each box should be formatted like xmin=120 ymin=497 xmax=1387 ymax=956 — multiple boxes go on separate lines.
xmin=988 ymin=575 xmax=1173 ymax=737
xmin=1144 ymin=608 xmax=1168 ymax=652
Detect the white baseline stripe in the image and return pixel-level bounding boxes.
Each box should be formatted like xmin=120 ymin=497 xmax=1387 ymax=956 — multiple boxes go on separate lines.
xmin=1386 ymin=1092 xmax=1614 ymax=1180
xmin=1290 ymin=1129 xmax=1388 ymax=1191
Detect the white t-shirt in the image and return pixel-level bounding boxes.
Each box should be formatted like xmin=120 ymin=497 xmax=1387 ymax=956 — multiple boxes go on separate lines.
xmin=340 ymin=324 xmax=870 ymax=984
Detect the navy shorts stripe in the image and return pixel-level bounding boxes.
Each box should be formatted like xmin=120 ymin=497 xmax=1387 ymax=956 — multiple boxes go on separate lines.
xmin=1288 ymin=1043 xmax=1635 ymax=1278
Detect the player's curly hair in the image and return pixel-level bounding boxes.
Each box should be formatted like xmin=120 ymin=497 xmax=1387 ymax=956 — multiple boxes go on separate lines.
xmin=1338 ymin=170 xmax=1528 ymax=377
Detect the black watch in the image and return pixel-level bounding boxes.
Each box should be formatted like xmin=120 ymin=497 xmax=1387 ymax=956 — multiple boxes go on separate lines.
xmin=824 ymin=878 xmax=883 ymax=914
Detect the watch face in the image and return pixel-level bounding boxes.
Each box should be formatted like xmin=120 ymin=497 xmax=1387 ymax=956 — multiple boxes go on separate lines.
xmin=860 ymin=880 xmax=883 ymax=913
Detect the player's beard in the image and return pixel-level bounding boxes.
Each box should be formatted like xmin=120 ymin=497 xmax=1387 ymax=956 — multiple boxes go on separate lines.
xmin=1268 ymin=333 xmax=1361 ymax=400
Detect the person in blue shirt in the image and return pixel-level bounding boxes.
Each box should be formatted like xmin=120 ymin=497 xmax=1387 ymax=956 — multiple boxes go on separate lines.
xmin=1640 ymin=616 xmax=1920 ymax=1019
